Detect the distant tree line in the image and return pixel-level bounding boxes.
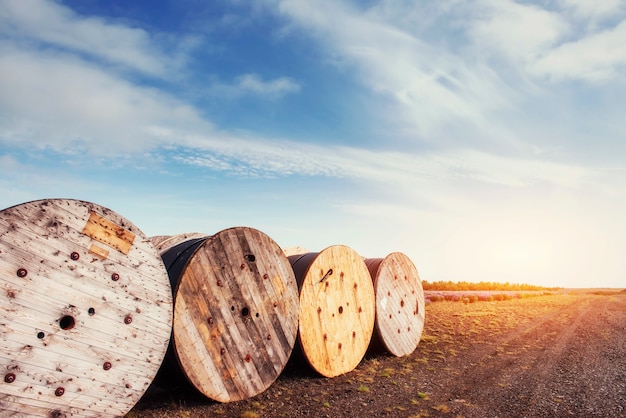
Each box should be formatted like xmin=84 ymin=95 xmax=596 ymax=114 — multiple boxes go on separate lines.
xmin=422 ymin=280 xmax=560 ymax=292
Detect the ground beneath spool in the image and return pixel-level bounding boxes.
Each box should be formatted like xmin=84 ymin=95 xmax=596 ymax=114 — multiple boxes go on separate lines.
xmin=130 ymin=290 xmax=626 ymax=417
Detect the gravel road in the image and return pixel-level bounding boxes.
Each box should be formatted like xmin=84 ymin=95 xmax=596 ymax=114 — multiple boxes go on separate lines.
xmin=130 ymin=290 xmax=626 ymax=417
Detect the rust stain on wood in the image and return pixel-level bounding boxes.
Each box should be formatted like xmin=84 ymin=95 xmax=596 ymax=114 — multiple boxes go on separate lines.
xmin=291 ymin=245 xmax=375 ymax=378
xmin=365 ymin=252 xmax=425 ymax=357
xmin=0 ymin=199 xmax=173 ymax=417
xmin=166 ymin=227 xmax=299 ymax=403
xmin=82 ymin=212 xmax=135 ymax=255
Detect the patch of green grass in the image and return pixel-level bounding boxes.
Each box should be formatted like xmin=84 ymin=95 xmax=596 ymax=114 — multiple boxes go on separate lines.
xmin=420 ymin=335 xmax=439 ymax=344
xmin=322 ymin=400 xmax=331 ymax=408
xmin=431 ymin=404 xmax=450 ymax=413
xmin=417 ymin=391 xmax=429 ymax=400
xmin=379 ymin=367 xmax=395 ymax=377
xmin=240 ymin=411 xmax=260 ymax=418
xmin=357 ymin=384 xmax=370 ymax=393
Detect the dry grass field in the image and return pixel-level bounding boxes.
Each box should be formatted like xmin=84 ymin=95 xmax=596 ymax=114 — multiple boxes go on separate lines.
xmin=128 ymin=290 xmax=626 ymax=417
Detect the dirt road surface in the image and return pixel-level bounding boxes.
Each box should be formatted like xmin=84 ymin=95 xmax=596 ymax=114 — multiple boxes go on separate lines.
xmin=129 ymin=291 xmax=626 ymax=417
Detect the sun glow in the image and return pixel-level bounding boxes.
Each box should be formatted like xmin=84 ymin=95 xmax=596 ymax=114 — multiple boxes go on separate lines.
xmin=431 ymin=208 xmax=592 ymax=288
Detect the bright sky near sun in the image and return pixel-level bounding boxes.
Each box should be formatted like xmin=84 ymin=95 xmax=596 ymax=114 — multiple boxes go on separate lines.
xmin=1 ymin=0 xmax=625 ymax=289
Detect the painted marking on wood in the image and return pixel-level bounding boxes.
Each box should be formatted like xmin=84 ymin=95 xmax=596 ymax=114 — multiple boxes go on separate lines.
xmin=0 ymin=199 xmax=172 ymax=417
xmin=82 ymin=212 xmax=135 ymax=255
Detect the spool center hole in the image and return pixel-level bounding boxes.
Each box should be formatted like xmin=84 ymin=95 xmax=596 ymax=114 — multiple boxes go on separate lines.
xmin=338 ymin=306 xmax=344 ymax=314
xmin=241 ymin=307 xmax=250 ymax=317
xmin=244 ymin=254 xmax=256 ymax=262
xmin=59 ymin=315 xmax=75 ymax=330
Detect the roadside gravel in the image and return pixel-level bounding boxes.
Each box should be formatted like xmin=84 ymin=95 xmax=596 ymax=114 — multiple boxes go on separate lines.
xmin=129 ymin=290 xmax=626 ymax=418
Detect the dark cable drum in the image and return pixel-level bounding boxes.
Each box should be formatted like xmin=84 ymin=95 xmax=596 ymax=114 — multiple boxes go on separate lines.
xmin=364 ymin=252 xmax=425 ymax=357
xmin=158 ymin=227 xmax=299 ymax=403
xmin=0 ymin=199 xmax=173 ymax=417
xmin=288 ymin=245 xmax=375 ymax=378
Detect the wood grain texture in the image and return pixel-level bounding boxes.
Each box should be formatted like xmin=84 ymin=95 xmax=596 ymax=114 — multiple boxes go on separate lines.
xmin=0 ymin=199 xmax=173 ymax=417
xmin=290 ymin=245 xmax=375 ymax=378
xmin=167 ymin=227 xmax=299 ymax=402
xmin=365 ymin=253 xmax=425 ymax=357
xmin=150 ymin=233 xmax=208 ymax=256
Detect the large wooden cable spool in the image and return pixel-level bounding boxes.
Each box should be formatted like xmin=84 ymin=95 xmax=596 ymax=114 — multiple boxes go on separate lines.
xmin=364 ymin=252 xmax=425 ymax=357
xmin=289 ymin=245 xmax=375 ymax=378
xmin=150 ymin=232 xmax=208 ymax=257
xmin=159 ymin=227 xmax=299 ymax=403
xmin=0 ymin=199 xmax=173 ymax=417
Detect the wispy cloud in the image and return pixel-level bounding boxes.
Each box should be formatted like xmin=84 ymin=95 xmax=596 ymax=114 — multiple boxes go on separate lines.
xmin=269 ymin=0 xmax=626 ymax=156
xmin=268 ymin=0 xmax=527 ymax=146
xmin=0 ymin=0 xmax=622 ymax=193
xmin=209 ymin=73 xmax=301 ymax=99
xmin=467 ymin=0 xmax=569 ymax=66
xmin=531 ymin=20 xmax=626 ymax=82
xmin=236 ymin=74 xmax=300 ymax=96
xmin=0 ymin=0 xmax=184 ymax=77
xmin=0 ymin=43 xmax=209 ymax=153
xmin=557 ymin=0 xmax=624 ymax=21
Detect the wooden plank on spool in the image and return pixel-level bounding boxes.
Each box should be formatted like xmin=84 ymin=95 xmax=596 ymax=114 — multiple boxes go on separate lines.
xmin=289 ymin=245 xmax=375 ymax=378
xmin=165 ymin=227 xmax=299 ymax=403
xmin=0 ymin=199 xmax=173 ymax=417
xmin=365 ymin=252 xmax=425 ymax=357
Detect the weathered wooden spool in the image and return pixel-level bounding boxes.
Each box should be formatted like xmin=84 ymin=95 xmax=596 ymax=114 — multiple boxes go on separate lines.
xmin=364 ymin=253 xmax=425 ymax=357
xmin=150 ymin=232 xmax=207 ymax=256
xmin=288 ymin=245 xmax=375 ymax=378
xmin=159 ymin=227 xmax=299 ymax=403
xmin=0 ymin=199 xmax=173 ymax=417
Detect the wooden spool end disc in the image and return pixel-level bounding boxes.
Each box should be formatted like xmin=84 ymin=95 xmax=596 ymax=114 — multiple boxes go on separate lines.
xmin=151 ymin=233 xmax=208 ymax=256
xmin=170 ymin=227 xmax=299 ymax=403
xmin=0 ymin=199 xmax=173 ymax=417
xmin=290 ymin=245 xmax=375 ymax=378
xmin=365 ymin=252 xmax=425 ymax=357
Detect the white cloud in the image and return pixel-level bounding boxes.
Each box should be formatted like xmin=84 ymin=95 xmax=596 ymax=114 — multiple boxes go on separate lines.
xmin=0 ymin=0 xmax=181 ymax=77
xmin=171 ymin=134 xmax=595 ymax=198
xmin=209 ymin=73 xmax=301 ymax=99
xmin=0 ymin=43 xmax=210 ymax=153
xmin=271 ymin=0 xmax=522 ymax=143
xmin=467 ymin=0 xmax=569 ymax=65
xmin=531 ymin=20 xmax=626 ymax=82
xmin=557 ymin=0 xmax=624 ymax=21
xmin=465 ymin=0 xmax=626 ymax=83
xmin=236 ymin=74 xmax=300 ymax=96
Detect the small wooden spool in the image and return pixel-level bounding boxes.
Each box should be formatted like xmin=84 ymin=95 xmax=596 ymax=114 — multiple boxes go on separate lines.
xmin=289 ymin=245 xmax=375 ymax=378
xmin=160 ymin=227 xmax=299 ymax=402
xmin=0 ymin=199 xmax=173 ymax=417
xmin=364 ymin=253 xmax=425 ymax=357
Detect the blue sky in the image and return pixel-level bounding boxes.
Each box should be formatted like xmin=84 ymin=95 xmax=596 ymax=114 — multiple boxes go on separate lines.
xmin=1 ymin=0 xmax=625 ymax=288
